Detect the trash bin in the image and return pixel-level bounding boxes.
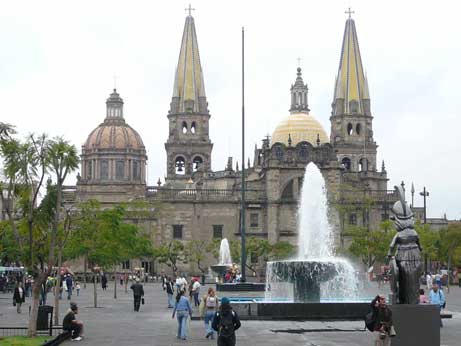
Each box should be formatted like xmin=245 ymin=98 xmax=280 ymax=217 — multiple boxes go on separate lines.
xmin=37 ymin=305 xmax=53 ymax=331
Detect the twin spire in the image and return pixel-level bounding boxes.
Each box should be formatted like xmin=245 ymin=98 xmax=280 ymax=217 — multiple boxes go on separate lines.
xmin=170 ymin=12 xmax=208 ymax=114
xmin=333 ymin=16 xmax=370 ymax=115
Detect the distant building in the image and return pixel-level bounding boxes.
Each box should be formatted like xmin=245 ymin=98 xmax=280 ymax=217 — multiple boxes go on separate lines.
xmin=67 ymin=13 xmax=401 ymax=274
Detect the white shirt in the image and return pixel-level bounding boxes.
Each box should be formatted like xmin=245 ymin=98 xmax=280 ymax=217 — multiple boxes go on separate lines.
xmin=192 ymin=281 xmax=200 ymax=292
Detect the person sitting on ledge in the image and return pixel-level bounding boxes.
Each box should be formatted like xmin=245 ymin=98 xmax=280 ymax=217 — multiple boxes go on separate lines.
xmin=63 ymin=302 xmax=84 ymax=341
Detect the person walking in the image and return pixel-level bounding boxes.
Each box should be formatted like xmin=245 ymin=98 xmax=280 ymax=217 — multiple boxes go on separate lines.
xmin=426 ymin=272 xmax=433 ymax=290
xmin=66 ymin=275 xmax=73 ymax=300
xmin=419 ymin=288 xmax=429 ymax=304
xmin=429 ymin=282 xmax=445 ymax=327
xmin=200 ymin=287 xmax=219 ymax=339
xmin=166 ymin=277 xmax=175 ymax=308
xmin=76 ymin=282 xmax=81 ymax=297
xmin=172 ymin=290 xmax=192 ymax=340
xmin=101 ymin=274 xmax=107 ymax=291
xmin=370 ymin=295 xmax=393 ymax=346
xmin=191 ymin=278 xmax=201 ymax=307
xmin=457 ymin=270 xmax=461 ymax=288
xmin=212 ymin=297 xmax=241 ymax=346
xmin=13 ymin=282 xmax=25 ymax=313
xmin=130 ymin=278 xmax=144 ymax=312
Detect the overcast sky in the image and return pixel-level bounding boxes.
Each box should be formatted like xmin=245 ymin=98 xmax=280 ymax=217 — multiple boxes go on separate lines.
xmin=1 ymin=0 xmax=460 ymax=219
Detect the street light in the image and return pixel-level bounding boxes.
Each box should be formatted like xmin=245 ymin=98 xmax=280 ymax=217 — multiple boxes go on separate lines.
xmin=419 ymin=187 xmax=429 ymax=224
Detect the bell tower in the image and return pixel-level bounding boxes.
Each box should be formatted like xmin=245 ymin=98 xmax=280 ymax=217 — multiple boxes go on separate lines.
xmin=165 ymin=11 xmax=213 ymax=182
xmin=330 ymin=14 xmax=377 ymax=173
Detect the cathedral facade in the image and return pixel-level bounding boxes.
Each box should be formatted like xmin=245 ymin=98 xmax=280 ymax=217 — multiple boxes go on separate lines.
xmin=68 ymin=13 xmax=398 ymax=274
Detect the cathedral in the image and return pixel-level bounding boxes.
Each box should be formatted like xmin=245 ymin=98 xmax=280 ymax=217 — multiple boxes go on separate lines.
xmin=67 ymin=13 xmax=398 ymax=274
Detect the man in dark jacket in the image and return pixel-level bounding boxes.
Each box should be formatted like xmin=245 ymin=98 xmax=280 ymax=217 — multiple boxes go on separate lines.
xmin=13 ymin=282 xmax=25 ymax=313
xmin=371 ymin=295 xmax=393 ymax=346
xmin=212 ymin=297 xmax=241 ymax=346
xmin=65 ymin=275 xmax=73 ymax=300
xmin=63 ymin=302 xmax=84 ymax=341
xmin=130 ymin=278 xmax=144 ymax=312
xmin=166 ymin=277 xmax=175 ymax=308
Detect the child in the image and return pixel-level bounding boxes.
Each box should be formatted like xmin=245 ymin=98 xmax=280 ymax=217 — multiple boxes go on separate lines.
xmin=76 ymin=282 xmax=81 ymax=297
xmin=419 ymin=288 xmax=428 ymax=304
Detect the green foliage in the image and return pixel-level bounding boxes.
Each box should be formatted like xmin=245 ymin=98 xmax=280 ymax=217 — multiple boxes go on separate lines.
xmin=153 ymin=240 xmax=185 ymax=274
xmin=184 ymin=240 xmax=208 ymax=273
xmin=269 ymin=241 xmax=296 ymax=260
xmin=347 ymin=223 xmax=396 ymax=268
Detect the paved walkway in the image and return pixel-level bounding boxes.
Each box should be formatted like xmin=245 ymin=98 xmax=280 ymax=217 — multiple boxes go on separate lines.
xmin=1 ymin=281 xmax=460 ymax=345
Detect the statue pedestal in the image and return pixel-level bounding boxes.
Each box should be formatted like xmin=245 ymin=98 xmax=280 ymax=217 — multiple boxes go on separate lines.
xmin=390 ymin=304 xmax=440 ymax=346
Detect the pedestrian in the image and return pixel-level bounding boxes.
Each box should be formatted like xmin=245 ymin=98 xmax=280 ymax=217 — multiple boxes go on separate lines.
xmin=429 ymin=282 xmax=445 ymax=327
xmin=119 ymin=274 xmax=124 ymax=286
xmin=13 ymin=282 xmax=25 ymax=313
xmin=63 ymin=302 xmax=84 ymax=341
xmin=191 ymin=278 xmax=201 ymax=307
xmin=426 ymin=272 xmax=432 ymax=290
xmin=212 ymin=297 xmax=241 ymax=346
xmin=24 ymin=277 xmax=32 ymax=298
xmin=101 ymin=274 xmax=107 ymax=291
xmin=457 ymin=270 xmax=461 ymax=288
xmin=200 ymin=287 xmax=219 ymax=339
xmin=76 ymin=282 xmax=81 ymax=296
xmin=419 ymin=288 xmax=428 ymax=304
xmin=161 ymin=272 xmax=167 ymax=290
xmin=435 ymin=272 xmax=442 ymax=289
xmin=172 ymin=290 xmax=192 ymax=340
xmin=66 ymin=275 xmax=73 ymax=300
xmin=130 ymin=278 xmax=144 ymax=312
xmin=166 ymin=277 xmax=175 ymax=308
xmin=61 ymin=276 xmax=66 ymax=300
xmin=370 ymin=295 xmax=394 ymax=346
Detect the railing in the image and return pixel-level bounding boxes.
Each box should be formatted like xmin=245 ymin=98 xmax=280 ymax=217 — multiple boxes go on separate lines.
xmin=338 ymin=189 xmax=399 ymax=203
xmin=0 ymin=326 xmax=62 ymax=337
xmin=146 ymin=187 xmax=266 ymax=202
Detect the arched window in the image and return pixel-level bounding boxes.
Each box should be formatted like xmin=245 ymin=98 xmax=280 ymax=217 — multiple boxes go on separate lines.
xmin=274 ymin=145 xmax=283 ymax=160
xmin=87 ymin=161 xmax=92 ymax=179
xmin=347 ymin=123 xmax=353 ymax=135
xmin=192 ymin=156 xmax=203 ymax=172
xmin=182 ymin=122 xmax=188 ymax=134
xmin=356 ymin=123 xmax=362 ymax=135
xmin=341 ymin=157 xmax=351 ymax=171
xmin=298 ymin=145 xmax=308 ymax=161
xmin=116 ymin=160 xmax=125 ymax=180
xmin=349 ymin=100 xmax=359 ymax=113
xmin=191 ymin=121 xmax=196 ymax=134
xmin=175 ymin=156 xmax=186 ymax=175
xmin=359 ymin=158 xmax=368 ymax=172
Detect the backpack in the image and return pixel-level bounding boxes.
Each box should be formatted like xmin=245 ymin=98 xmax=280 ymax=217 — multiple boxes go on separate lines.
xmin=219 ymin=311 xmax=235 ymax=338
xmin=364 ymin=310 xmax=376 ymax=332
xmin=206 ymin=296 xmax=217 ymax=308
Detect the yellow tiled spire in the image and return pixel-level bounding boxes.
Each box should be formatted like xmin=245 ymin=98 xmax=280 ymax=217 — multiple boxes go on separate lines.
xmin=171 ymin=14 xmax=207 ymax=114
xmin=333 ymin=17 xmax=370 ymax=115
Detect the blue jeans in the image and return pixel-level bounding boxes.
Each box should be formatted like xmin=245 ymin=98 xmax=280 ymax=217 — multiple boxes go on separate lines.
xmin=176 ymin=310 xmax=189 ymax=339
xmin=168 ymin=293 xmax=174 ymax=307
xmin=204 ymin=310 xmax=215 ymax=337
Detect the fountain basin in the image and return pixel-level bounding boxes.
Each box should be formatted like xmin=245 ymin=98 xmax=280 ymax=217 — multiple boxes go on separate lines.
xmin=267 ymin=259 xmax=356 ymax=302
xmin=210 ymin=264 xmax=230 ymax=277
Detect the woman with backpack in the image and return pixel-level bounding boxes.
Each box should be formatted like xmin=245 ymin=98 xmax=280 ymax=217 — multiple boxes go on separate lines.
xmin=212 ymin=297 xmax=241 ymax=346
xmin=200 ymin=287 xmax=219 ymax=339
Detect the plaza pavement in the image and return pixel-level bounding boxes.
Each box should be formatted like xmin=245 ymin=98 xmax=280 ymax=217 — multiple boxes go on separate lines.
xmin=1 ymin=281 xmax=460 ymax=346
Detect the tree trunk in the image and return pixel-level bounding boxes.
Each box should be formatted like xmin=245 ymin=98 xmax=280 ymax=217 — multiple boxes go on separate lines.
xmin=114 ymin=271 xmax=117 ymax=299
xmin=124 ymin=269 xmax=128 ymax=293
xmin=83 ymin=256 xmax=87 ymax=289
xmin=93 ymin=272 xmax=97 ymax=308
xmin=27 ymin=271 xmax=48 ymax=337
xmin=54 ymin=248 xmax=63 ymax=326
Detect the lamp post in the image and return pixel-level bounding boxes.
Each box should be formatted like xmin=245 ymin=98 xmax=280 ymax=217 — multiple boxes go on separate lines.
xmin=419 ymin=187 xmax=429 ymax=224
xmin=240 ymin=27 xmax=247 ymax=282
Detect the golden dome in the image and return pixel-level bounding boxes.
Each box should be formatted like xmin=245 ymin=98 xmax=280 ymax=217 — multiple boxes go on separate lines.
xmin=84 ymin=121 xmax=145 ymax=151
xmin=271 ymin=112 xmax=329 ymax=146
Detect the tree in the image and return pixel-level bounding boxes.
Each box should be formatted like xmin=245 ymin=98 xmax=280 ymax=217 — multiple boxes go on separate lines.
xmin=184 ymin=240 xmax=208 ymax=275
xmin=347 ymin=222 xmax=396 ymax=269
xmin=269 ymin=241 xmax=296 ymax=260
xmin=154 ymin=240 xmax=185 ymax=275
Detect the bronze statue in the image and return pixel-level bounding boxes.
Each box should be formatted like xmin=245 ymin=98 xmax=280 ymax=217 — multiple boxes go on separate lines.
xmin=388 ymin=185 xmax=422 ymax=304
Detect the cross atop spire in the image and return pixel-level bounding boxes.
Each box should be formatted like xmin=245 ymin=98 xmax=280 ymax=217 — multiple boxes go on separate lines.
xmin=185 ymin=4 xmax=195 ymax=16
xmin=297 ymin=57 xmax=301 ymax=66
xmin=345 ymin=7 xmax=355 ymax=18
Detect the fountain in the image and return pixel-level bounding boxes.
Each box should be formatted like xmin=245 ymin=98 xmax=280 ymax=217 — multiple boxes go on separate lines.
xmin=210 ymin=238 xmax=233 ymax=277
xmin=266 ymin=162 xmax=358 ymax=302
